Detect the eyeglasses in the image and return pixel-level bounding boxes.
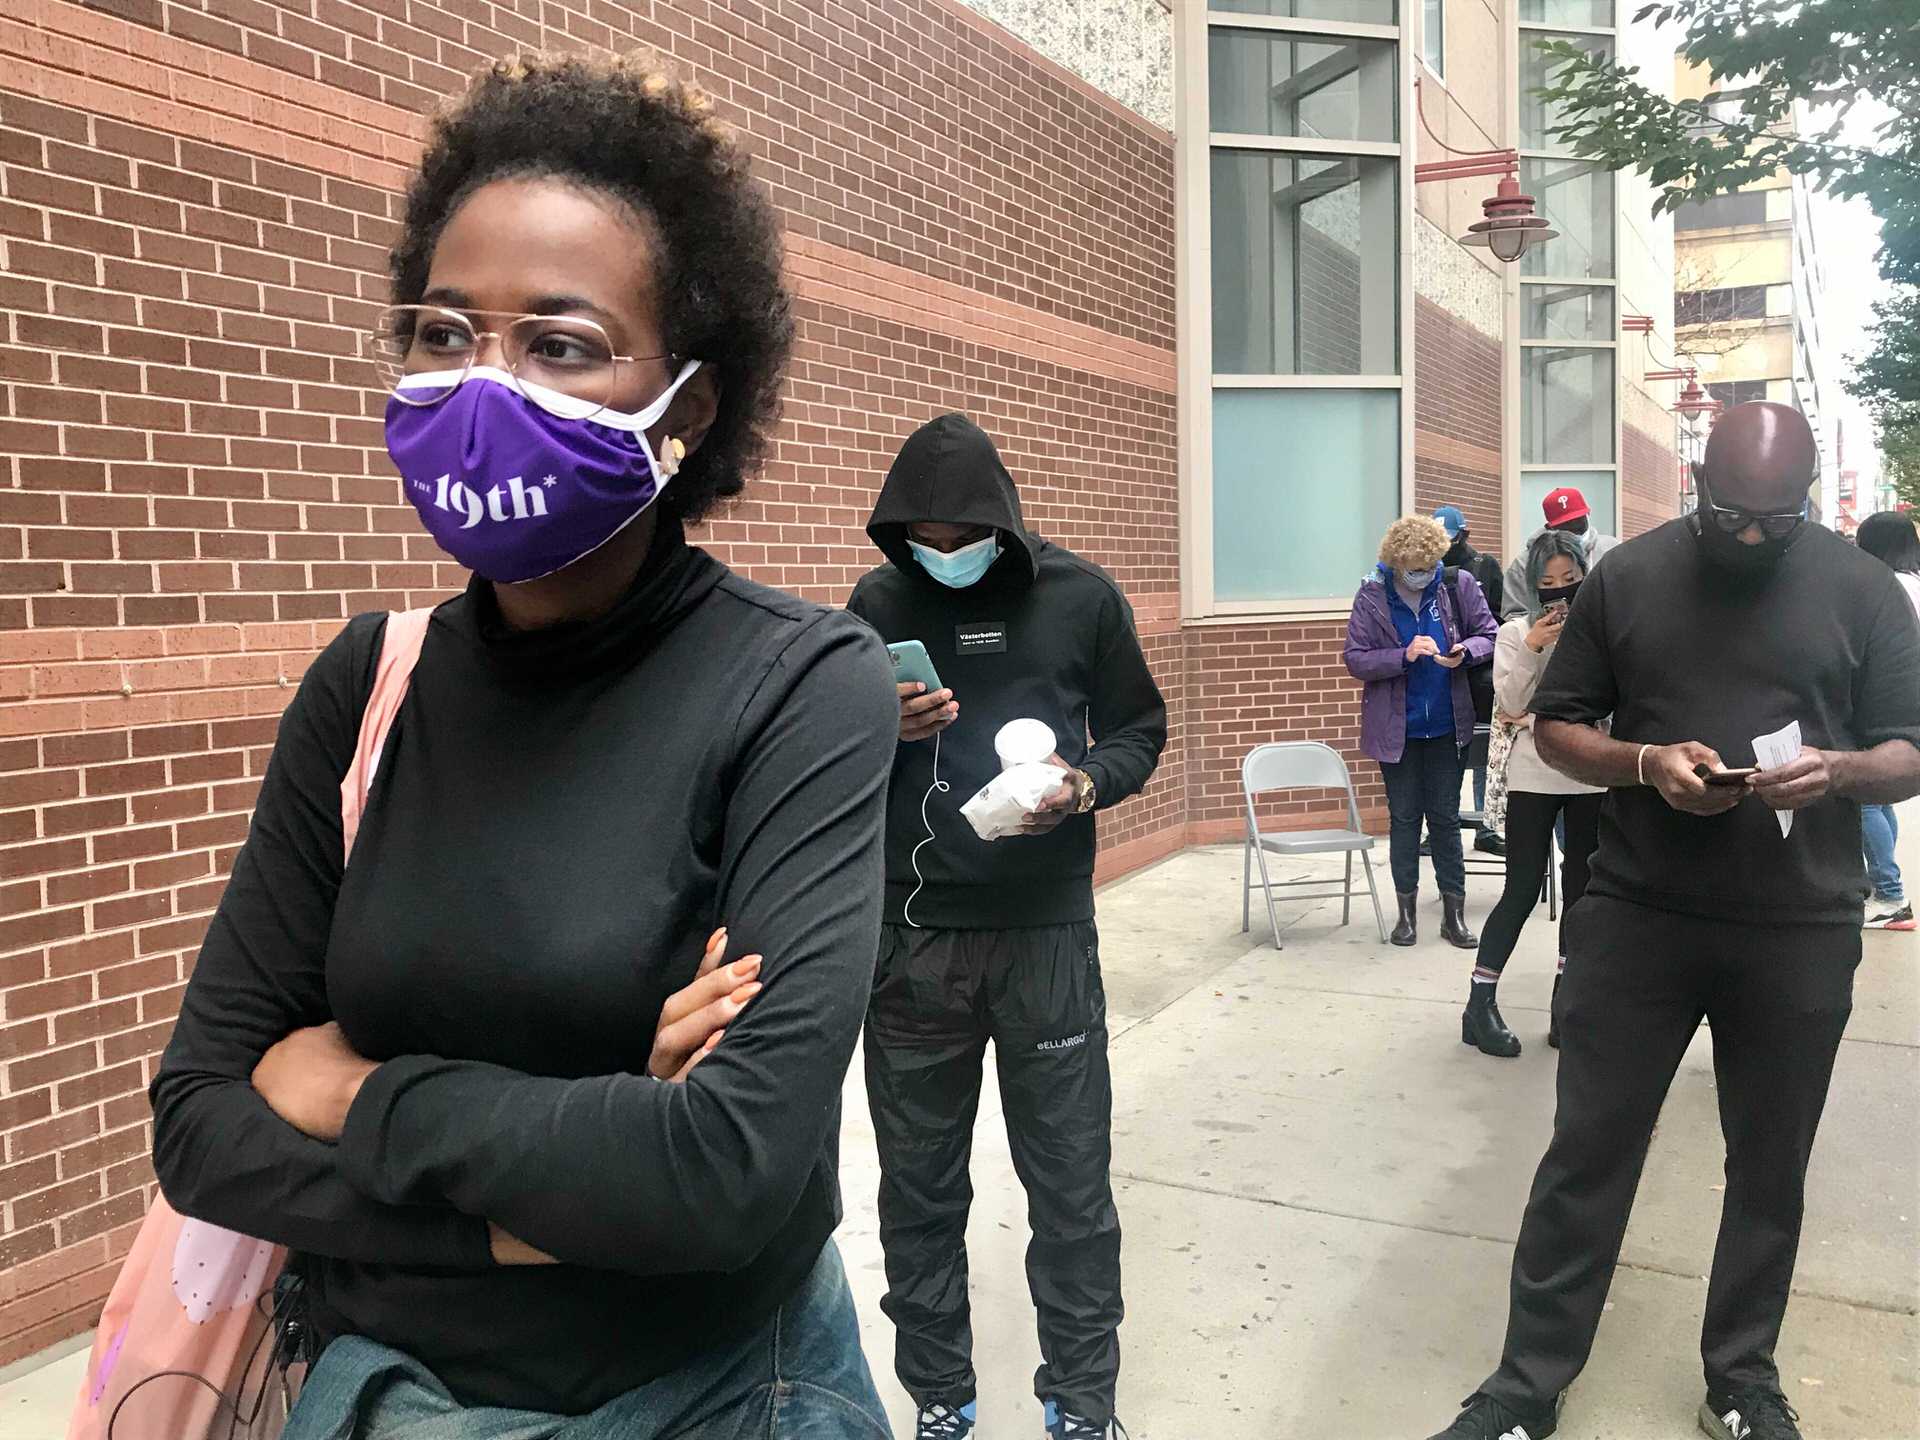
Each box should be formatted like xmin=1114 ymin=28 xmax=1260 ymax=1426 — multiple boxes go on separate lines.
xmin=1702 ymin=494 xmax=1808 ymax=540
xmin=366 ymin=305 xmax=675 ymax=419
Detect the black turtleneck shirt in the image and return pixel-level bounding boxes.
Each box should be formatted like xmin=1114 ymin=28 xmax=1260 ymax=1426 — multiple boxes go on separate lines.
xmin=149 ymin=525 xmax=897 ymax=1414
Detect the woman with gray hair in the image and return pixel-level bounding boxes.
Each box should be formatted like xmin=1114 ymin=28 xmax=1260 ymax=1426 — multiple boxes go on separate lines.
xmin=1461 ymin=527 xmax=1604 ymax=1058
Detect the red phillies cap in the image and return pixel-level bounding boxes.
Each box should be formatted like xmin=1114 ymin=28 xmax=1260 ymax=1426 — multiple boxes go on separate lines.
xmin=1543 ymin=487 xmax=1591 ymax=527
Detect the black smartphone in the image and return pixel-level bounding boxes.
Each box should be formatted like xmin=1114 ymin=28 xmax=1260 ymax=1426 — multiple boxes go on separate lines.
xmin=1695 ymin=765 xmax=1757 ymax=787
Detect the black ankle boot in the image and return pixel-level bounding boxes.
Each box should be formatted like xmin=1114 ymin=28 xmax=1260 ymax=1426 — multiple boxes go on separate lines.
xmin=1390 ymin=892 xmax=1417 ymax=946
xmin=1548 ymin=973 xmax=1562 ymax=1049
xmin=1462 ymin=983 xmax=1521 ymax=1057
xmin=1440 ymin=893 xmax=1478 ymax=949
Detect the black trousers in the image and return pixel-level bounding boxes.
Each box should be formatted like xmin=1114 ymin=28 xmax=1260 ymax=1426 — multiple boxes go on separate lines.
xmin=1483 ymin=896 xmax=1859 ymax=1410
xmin=864 ymin=921 xmax=1121 ymax=1422
xmin=1473 ymin=790 xmax=1602 ymax=978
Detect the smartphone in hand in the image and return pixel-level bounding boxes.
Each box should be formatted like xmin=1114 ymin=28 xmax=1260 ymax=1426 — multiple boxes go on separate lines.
xmin=886 ymin=640 xmax=944 ymax=695
xmin=1695 ymin=764 xmax=1758 ymax=787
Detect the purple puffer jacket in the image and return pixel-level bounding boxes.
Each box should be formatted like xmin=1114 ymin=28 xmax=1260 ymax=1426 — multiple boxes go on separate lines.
xmin=1343 ymin=569 xmax=1499 ymax=764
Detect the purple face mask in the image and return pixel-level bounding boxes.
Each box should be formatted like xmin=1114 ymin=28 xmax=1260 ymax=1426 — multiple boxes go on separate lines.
xmin=384 ymin=363 xmax=701 ymax=584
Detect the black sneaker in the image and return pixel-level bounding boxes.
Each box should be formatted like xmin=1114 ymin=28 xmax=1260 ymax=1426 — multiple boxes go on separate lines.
xmin=1045 ymin=1400 xmax=1129 ymax=1438
xmin=1474 ymin=830 xmax=1507 ymax=855
xmin=1428 ymin=1392 xmax=1557 ymax=1440
xmin=916 ymin=1401 xmax=976 ymax=1438
xmin=1700 ymin=1388 xmax=1801 ymax=1440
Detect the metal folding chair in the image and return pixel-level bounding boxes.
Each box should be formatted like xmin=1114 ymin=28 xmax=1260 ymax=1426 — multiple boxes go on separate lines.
xmin=1241 ymin=741 xmax=1389 ymax=948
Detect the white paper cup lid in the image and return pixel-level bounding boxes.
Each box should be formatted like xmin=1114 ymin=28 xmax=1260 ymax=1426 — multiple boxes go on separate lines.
xmin=994 ymin=718 xmax=1056 ymax=769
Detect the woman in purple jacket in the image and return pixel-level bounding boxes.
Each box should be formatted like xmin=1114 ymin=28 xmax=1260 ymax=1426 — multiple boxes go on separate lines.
xmin=1344 ymin=516 xmax=1500 ymax=948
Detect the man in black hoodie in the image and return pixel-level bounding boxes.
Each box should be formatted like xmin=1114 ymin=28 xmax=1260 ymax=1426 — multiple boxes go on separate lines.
xmin=847 ymin=414 xmax=1167 ymax=1440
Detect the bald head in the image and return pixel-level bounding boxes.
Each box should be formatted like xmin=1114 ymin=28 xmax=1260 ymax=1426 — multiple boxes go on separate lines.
xmin=1700 ymin=402 xmax=1818 ymax=515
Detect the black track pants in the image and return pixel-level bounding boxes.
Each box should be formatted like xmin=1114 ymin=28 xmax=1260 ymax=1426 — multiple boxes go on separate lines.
xmin=863 ymin=921 xmax=1122 ymax=1422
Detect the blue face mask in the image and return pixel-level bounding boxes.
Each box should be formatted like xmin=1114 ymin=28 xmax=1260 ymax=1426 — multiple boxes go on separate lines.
xmin=909 ymin=534 xmax=1000 ymax=588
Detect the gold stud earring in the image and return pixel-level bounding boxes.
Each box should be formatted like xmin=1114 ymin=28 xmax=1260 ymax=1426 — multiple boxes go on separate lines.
xmin=661 ymin=435 xmax=686 ymax=478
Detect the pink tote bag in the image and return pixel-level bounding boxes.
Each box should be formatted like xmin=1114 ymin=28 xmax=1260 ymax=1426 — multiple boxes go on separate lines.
xmin=68 ymin=610 xmax=433 ymax=1440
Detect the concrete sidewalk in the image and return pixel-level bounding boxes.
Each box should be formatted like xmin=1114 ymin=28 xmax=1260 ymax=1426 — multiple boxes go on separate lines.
xmin=5 ymin=826 xmax=1915 ymax=1439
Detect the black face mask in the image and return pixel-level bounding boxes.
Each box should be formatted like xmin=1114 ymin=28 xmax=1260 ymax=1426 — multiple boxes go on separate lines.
xmin=1537 ymin=581 xmax=1582 ymax=611
xmin=1444 ymin=536 xmax=1471 ymax=565
xmin=1693 ymin=505 xmax=1796 ymax=576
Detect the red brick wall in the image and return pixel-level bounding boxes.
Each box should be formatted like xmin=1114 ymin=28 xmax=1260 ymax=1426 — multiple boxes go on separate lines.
xmin=1622 ymin=420 xmax=1678 ymax=539
xmin=1412 ymin=297 xmax=1503 ymax=555
xmin=0 ymin=0 xmax=1183 ymax=1363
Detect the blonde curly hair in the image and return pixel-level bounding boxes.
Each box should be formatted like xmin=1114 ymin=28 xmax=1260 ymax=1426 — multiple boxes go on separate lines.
xmin=1377 ymin=515 xmax=1450 ymax=573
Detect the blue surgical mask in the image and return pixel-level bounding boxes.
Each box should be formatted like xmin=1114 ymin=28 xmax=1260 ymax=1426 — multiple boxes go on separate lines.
xmin=909 ymin=534 xmax=1000 ymax=588
xmin=1398 ymin=566 xmax=1438 ymax=591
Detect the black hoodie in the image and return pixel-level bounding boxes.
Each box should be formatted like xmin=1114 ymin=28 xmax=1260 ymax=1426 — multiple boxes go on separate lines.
xmin=847 ymin=414 xmax=1167 ymax=929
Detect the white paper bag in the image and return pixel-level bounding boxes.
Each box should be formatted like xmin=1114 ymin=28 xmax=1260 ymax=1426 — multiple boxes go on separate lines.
xmin=960 ymin=762 xmax=1070 ymax=841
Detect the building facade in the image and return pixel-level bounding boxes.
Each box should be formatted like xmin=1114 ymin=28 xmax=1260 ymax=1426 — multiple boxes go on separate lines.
xmin=1673 ymin=57 xmax=1834 ymax=516
xmin=0 ymin=0 xmax=1673 ymax=1360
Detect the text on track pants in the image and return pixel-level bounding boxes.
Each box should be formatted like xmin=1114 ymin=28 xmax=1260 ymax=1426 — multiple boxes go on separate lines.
xmin=864 ymin=920 xmax=1122 ymax=1423
xmin=1482 ymin=895 xmax=1859 ymax=1411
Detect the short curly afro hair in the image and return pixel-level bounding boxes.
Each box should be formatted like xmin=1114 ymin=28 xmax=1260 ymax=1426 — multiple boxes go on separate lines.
xmin=391 ymin=51 xmax=794 ymax=523
xmin=1377 ymin=515 xmax=1450 ymax=572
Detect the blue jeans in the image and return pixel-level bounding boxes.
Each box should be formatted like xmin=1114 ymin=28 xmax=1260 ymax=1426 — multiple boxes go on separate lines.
xmin=281 ymin=1241 xmax=887 ymax=1440
xmin=1381 ymin=737 xmax=1466 ymax=896
xmin=1862 ymin=803 xmax=1903 ymax=902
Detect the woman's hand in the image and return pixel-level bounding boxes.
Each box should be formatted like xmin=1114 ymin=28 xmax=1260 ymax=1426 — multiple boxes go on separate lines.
xmin=1525 ymin=609 xmax=1566 ymax=652
xmin=252 ymin=1022 xmax=378 ymax=1143
xmin=1498 ymin=709 xmax=1532 ymax=729
xmin=648 ymin=928 xmax=763 ymax=1082
xmin=1433 ymin=644 xmax=1466 ymax=670
xmin=489 ymin=1222 xmax=557 ymax=1266
xmin=1404 ymin=635 xmax=1440 ymax=664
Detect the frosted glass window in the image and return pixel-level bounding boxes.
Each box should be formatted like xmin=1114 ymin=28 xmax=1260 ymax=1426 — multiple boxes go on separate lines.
xmin=1521 ymin=471 xmax=1616 ymax=540
xmin=1212 ymin=0 xmax=1398 ymax=23
xmin=1522 ymin=282 xmax=1614 ymax=341
xmin=1522 ymin=346 xmax=1616 ymax=464
xmin=1422 ymin=0 xmax=1444 ymax=76
xmin=1210 ymin=28 xmax=1398 ymax=142
xmin=1518 ymin=0 xmax=1614 ymax=25
xmin=1520 ymin=33 xmax=1612 ymax=152
xmin=1211 ymin=150 xmax=1400 ymax=375
xmin=1520 ymin=160 xmax=1614 ymax=279
xmin=1212 ymin=388 xmax=1401 ymax=601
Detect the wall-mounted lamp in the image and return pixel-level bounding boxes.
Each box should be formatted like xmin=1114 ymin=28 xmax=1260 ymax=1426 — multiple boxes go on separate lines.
xmin=1412 ymin=77 xmax=1558 ymax=263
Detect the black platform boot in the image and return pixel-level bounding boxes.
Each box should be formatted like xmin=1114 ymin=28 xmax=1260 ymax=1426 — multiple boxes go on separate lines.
xmin=1548 ymin=972 xmax=1563 ymax=1049
xmin=1390 ymin=892 xmax=1417 ymax=946
xmin=1440 ymin=893 xmax=1478 ymax=949
xmin=1462 ymin=982 xmax=1521 ymax=1057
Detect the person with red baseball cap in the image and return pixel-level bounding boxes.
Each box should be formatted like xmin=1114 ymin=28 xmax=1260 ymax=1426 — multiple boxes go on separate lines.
xmin=1499 ymin=486 xmax=1621 ymax=620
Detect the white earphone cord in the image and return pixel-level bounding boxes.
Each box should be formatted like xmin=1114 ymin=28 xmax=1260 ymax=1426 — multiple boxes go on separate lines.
xmin=903 ymin=728 xmax=948 ymax=930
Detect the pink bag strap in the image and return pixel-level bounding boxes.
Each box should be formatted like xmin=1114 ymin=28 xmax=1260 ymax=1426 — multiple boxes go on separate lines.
xmin=340 ymin=609 xmax=433 ymax=864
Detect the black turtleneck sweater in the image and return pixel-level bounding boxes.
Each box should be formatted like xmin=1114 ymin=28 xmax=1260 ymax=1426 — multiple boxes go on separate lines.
xmin=149 ymin=525 xmax=897 ymax=1414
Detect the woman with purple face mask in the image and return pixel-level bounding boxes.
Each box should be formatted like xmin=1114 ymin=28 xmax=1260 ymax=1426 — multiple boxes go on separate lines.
xmin=148 ymin=52 xmax=895 ymax=1439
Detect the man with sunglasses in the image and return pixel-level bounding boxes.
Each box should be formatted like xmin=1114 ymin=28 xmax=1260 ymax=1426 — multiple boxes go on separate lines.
xmin=1428 ymin=403 xmax=1920 ymax=1440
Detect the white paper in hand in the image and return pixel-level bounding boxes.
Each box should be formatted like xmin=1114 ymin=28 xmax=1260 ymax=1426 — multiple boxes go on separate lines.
xmin=1751 ymin=720 xmax=1802 ymax=838
xmin=960 ymin=762 xmax=1069 ymax=841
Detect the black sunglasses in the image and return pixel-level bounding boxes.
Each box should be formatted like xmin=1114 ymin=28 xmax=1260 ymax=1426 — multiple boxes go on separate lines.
xmin=1698 ymin=481 xmax=1807 ymax=540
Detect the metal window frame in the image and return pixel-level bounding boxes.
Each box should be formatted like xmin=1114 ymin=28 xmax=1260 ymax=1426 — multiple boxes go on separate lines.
xmin=1506 ymin=13 xmax=1622 ymax=547
xmin=1179 ymin=4 xmax=1415 ymax=620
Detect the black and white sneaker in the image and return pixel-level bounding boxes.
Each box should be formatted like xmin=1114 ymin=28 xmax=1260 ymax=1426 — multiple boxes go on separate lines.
xmin=917 ymin=1400 xmax=977 ymax=1438
xmin=1427 ymin=1392 xmax=1557 ymax=1440
xmin=1700 ymin=1388 xmax=1802 ymax=1440
xmin=1044 ymin=1399 xmax=1129 ymax=1438
xmin=1864 ymin=900 xmax=1915 ymax=931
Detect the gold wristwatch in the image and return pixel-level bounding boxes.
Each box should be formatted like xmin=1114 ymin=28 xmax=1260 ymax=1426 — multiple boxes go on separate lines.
xmin=1072 ymin=768 xmax=1097 ymax=814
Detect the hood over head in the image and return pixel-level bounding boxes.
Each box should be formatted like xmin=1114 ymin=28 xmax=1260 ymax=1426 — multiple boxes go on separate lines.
xmin=866 ymin=413 xmax=1041 ymax=588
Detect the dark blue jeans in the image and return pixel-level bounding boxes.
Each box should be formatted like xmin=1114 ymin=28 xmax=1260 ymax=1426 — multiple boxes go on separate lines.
xmin=280 ymin=1241 xmax=887 ymax=1440
xmin=1381 ymin=737 xmax=1466 ymax=896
